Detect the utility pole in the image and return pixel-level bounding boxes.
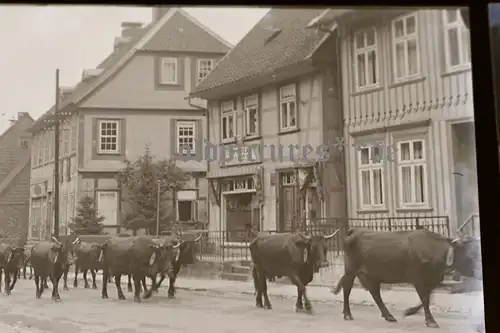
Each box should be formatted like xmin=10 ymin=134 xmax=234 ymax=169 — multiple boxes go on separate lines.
xmin=53 ymin=69 xmax=61 ymax=240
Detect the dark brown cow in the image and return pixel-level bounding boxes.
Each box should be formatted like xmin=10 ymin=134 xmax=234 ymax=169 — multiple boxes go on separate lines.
xmin=0 ymin=244 xmax=25 ymax=295
xmin=332 ymin=229 xmax=481 ymax=328
xmin=100 ymin=236 xmax=177 ymax=302
xmin=72 ymin=237 xmax=102 ymax=289
xmin=30 ymin=237 xmax=72 ymax=301
xmin=250 ymin=230 xmax=339 ymax=314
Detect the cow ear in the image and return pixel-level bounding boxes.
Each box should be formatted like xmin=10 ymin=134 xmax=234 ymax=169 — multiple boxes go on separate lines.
xmin=294 ymin=235 xmax=311 ymax=247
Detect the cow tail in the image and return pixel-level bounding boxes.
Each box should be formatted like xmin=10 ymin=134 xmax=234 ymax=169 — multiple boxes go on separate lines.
xmin=331 ymin=274 xmax=344 ymax=295
xmin=252 ymin=265 xmax=259 ymax=295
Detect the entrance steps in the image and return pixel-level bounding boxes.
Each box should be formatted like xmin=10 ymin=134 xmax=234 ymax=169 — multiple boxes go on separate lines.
xmin=221 ymin=260 xmax=252 ymax=282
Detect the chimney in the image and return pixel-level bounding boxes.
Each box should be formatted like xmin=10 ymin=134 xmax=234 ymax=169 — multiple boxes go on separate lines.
xmin=81 ymin=68 xmax=104 ymax=82
xmin=114 ymin=36 xmax=131 ymax=52
xmin=17 ymin=112 xmax=29 ymax=119
xmin=121 ymin=21 xmax=143 ymax=38
xmin=152 ymin=6 xmax=169 ymax=22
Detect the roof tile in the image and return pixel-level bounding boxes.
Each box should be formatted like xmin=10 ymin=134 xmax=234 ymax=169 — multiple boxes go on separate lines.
xmin=193 ymin=8 xmax=329 ymax=95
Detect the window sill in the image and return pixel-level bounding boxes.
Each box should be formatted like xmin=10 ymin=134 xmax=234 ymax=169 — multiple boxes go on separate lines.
xmin=96 ymin=152 xmax=121 ymax=156
xmin=357 ymin=208 xmax=389 ymax=214
xmin=242 ymin=135 xmax=262 ymax=143
xmin=278 ymin=128 xmax=300 ymax=136
xmin=351 ymin=85 xmax=383 ymax=97
xmin=389 ymin=76 xmax=426 ymax=89
xmin=441 ymin=65 xmax=471 ymax=78
xmin=158 ymin=81 xmax=179 ymax=86
xmin=396 ymin=206 xmax=433 ymax=213
xmin=221 ymin=138 xmax=237 ymax=145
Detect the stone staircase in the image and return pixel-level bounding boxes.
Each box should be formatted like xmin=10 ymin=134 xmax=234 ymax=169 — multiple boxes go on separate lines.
xmin=221 ymin=260 xmax=253 ymax=282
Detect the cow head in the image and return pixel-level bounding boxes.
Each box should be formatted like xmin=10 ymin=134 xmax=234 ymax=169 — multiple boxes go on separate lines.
xmin=51 ymin=237 xmax=72 ymax=266
xmin=450 ymin=236 xmax=482 ymax=279
xmin=173 ymin=232 xmax=203 ymax=266
xmin=298 ymin=229 xmax=340 ymax=272
xmin=149 ymin=242 xmax=178 ymax=279
xmin=6 ymin=247 xmax=25 ymax=269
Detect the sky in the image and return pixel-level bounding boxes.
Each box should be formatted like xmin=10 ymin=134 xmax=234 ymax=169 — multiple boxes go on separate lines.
xmin=0 ymin=5 xmax=269 ymax=134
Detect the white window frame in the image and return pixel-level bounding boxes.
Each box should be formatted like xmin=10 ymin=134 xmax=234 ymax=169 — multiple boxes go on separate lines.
xmin=96 ymin=191 xmax=118 ymax=226
xmin=244 ymin=94 xmax=259 ymax=138
xmin=391 ymin=12 xmax=421 ymax=82
xmin=279 ymin=84 xmax=298 ymax=132
xmin=197 ymin=59 xmax=214 ymax=83
xmin=160 ymin=57 xmax=178 ymax=85
xmin=357 ymin=145 xmax=385 ymax=209
xmin=221 ymin=100 xmax=236 ymax=143
xmin=98 ymin=120 xmax=119 ymax=154
xmin=443 ymin=9 xmax=471 ymax=72
xmin=397 ymin=139 xmax=429 ymax=207
xmin=353 ymin=27 xmax=380 ymax=91
xmin=176 ymin=121 xmax=196 ymax=155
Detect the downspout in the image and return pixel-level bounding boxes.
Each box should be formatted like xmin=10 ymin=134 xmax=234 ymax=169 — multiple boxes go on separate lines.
xmin=187 ymin=96 xmax=210 ymax=230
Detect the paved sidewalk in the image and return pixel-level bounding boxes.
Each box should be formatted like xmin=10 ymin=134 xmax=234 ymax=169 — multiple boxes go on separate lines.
xmin=65 ymin=272 xmax=483 ymax=317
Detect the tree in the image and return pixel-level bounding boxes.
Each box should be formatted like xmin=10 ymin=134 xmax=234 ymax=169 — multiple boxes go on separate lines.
xmin=117 ymin=145 xmax=190 ymax=235
xmin=69 ymin=195 xmax=105 ymax=235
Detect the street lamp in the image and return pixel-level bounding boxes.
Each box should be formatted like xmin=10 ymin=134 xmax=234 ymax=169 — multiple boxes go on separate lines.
xmin=156 ymin=180 xmax=161 ymax=237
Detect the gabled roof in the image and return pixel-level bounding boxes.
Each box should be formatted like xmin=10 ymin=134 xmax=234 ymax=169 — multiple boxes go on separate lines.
xmin=30 ymin=8 xmax=232 ymax=133
xmin=191 ymin=8 xmax=336 ymax=99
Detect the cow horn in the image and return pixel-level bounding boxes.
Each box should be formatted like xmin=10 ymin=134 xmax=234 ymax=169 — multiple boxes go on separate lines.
xmin=299 ymin=233 xmax=311 ymax=240
xmin=72 ymin=237 xmax=81 ymax=245
xmin=51 ymin=237 xmax=61 ymax=245
xmin=450 ymin=238 xmax=460 ymax=244
xmin=324 ymin=229 xmax=340 ymax=240
xmin=193 ymin=233 xmax=203 ymax=242
xmin=172 ymin=241 xmax=181 ymax=249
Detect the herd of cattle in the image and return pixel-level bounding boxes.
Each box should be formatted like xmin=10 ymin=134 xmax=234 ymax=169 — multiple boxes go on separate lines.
xmin=0 ymin=228 xmax=482 ymax=329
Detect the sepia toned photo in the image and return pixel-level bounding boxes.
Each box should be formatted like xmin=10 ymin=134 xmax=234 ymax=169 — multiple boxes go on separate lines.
xmin=0 ymin=5 xmax=487 ymax=333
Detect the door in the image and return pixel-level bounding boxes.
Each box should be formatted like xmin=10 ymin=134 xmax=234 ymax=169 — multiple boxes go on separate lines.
xmin=225 ymin=193 xmax=253 ymax=242
xmin=280 ymin=187 xmax=296 ymax=232
xmin=97 ymin=191 xmax=118 ymax=226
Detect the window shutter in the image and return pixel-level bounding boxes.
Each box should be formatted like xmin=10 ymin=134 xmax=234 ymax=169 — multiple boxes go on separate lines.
xmin=170 ymin=119 xmax=178 ymax=158
xmin=195 ymin=119 xmax=203 ymax=161
xmin=67 ymin=158 xmax=71 ymax=181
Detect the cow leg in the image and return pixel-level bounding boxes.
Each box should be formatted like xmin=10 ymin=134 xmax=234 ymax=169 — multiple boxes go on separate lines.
xmin=29 ymin=266 xmax=33 ymax=280
xmin=83 ymin=269 xmax=90 ymax=288
xmin=132 ymin=274 xmax=142 ymax=303
xmin=90 ymin=269 xmax=98 ymax=289
xmin=115 ymin=274 xmax=126 ymax=300
xmin=167 ymin=263 xmax=182 ymax=298
xmin=289 ymin=275 xmax=310 ymax=314
xmin=141 ymin=277 xmax=148 ymax=294
xmin=363 ymin=279 xmax=396 ymax=322
xmin=101 ymin=268 xmax=109 ymax=299
xmin=4 ymin=269 xmax=11 ymax=295
xmin=127 ymin=274 xmax=133 ymax=292
xmin=0 ymin=269 xmax=3 ymax=292
xmin=142 ymin=276 xmax=156 ymax=300
xmin=338 ymin=273 xmax=355 ymax=321
xmin=22 ymin=265 xmax=26 ymax=279
xmin=43 ymin=277 xmax=49 ymax=289
xmin=49 ymin=273 xmax=61 ymax=302
xmin=73 ymin=264 xmax=79 ymax=288
xmin=62 ymin=266 xmax=69 ymax=291
xmin=34 ymin=274 xmax=42 ymax=298
xmin=414 ymin=285 xmax=439 ymax=328
xmin=252 ymin=266 xmax=264 ymax=308
xmin=9 ymin=269 xmax=18 ymax=291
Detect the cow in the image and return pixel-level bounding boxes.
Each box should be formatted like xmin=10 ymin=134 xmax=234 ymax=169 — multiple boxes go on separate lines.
xmin=18 ymin=247 xmax=33 ymax=280
xmin=152 ymin=232 xmax=203 ymax=298
xmin=0 ymin=244 xmax=25 ymax=295
xmin=250 ymin=230 xmax=340 ymax=314
xmin=99 ymin=236 xmax=178 ymax=302
xmin=331 ymin=228 xmax=482 ymax=328
xmin=30 ymin=237 xmax=72 ymax=301
xmin=71 ymin=237 xmax=103 ymax=289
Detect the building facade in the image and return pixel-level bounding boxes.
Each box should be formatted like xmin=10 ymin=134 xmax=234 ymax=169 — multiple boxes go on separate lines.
xmin=28 ymin=7 xmax=231 ymax=239
xmin=191 ymin=9 xmax=346 ymax=243
xmin=325 ymin=9 xmax=475 ymax=235
xmin=0 ymin=112 xmax=33 ymax=239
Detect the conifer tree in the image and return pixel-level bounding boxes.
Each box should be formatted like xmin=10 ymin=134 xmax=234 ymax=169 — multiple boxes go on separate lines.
xmin=69 ymin=195 xmax=105 ymax=235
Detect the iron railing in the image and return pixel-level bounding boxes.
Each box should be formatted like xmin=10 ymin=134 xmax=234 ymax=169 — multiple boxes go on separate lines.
xmin=457 ymin=214 xmax=480 ymax=238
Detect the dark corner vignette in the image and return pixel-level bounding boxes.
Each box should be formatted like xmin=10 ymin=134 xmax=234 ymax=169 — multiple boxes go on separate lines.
xmin=470 ymin=5 xmax=500 ymax=333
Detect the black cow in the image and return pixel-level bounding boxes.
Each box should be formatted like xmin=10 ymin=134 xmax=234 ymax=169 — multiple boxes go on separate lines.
xmin=72 ymin=237 xmax=102 ymax=289
xmin=152 ymin=232 xmax=203 ymax=298
xmin=332 ymin=229 xmax=482 ymax=328
xmin=100 ymin=236 xmax=177 ymax=302
xmin=250 ymin=230 xmax=339 ymax=314
xmin=30 ymin=237 xmax=72 ymax=301
xmin=127 ymin=273 xmax=149 ymax=293
xmin=0 ymin=244 xmax=25 ymax=295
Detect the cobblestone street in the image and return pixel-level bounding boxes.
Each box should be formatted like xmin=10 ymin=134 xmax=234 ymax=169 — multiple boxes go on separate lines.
xmin=0 ymin=279 xmax=479 ymax=333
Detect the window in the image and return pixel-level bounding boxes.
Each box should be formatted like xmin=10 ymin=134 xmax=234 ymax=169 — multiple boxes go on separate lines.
xmin=197 ymin=59 xmax=214 ymax=83
xmin=221 ymin=100 xmax=236 ymax=142
xmin=397 ymin=139 xmax=428 ymax=206
xmin=222 ymin=177 xmax=255 ymax=193
xmin=69 ymin=192 xmax=75 ymax=222
xmin=19 ymin=139 xmax=28 ymax=149
xmin=353 ymin=28 xmax=379 ymax=89
xmin=392 ymin=13 xmax=420 ymax=81
xmin=177 ymin=121 xmax=196 ymax=155
xmin=223 ymin=145 xmax=257 ymax=164
xmin=37 ymin=139 xmax=43 ymax=166
xmin=98 ymin=120 xmax=119 ymax=154
xmin=358 ymin=145 xmax=384 ymax=208
xmin=70 ymin=120 xmax=77 ymax=153
xmin=443 ymin=10 xmax=471 ymax=71
xmin=160 ymin=57 xmax=178 ymax=85
xmin=43 ymin=135 xmax=49 ymax=163
xmin=96 ymin=191 xmax=118 ymax=226
xmin=62 ymin=127 xmax=69 ymax=156
xmin=279 ymin=84 xmax=297 ymax=132
xmin=244 ymin=94 xmax=259 ymax=137
xmin=281 ymin=172 xmax=296 ymax=185
xmin=177 ymin=190 xmax=197 ymax=222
